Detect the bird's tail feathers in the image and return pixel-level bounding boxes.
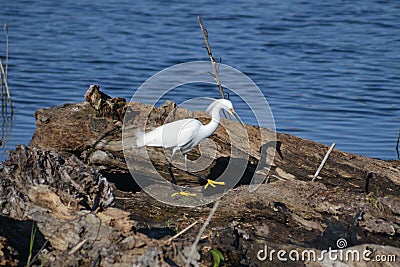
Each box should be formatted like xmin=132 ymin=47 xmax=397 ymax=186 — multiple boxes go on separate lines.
xmin=136 ymin=127 xmax=145 ymax=147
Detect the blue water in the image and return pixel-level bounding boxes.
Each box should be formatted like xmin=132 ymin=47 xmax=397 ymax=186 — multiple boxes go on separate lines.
xmin=0 ymin=0 xmax=399 ymax=160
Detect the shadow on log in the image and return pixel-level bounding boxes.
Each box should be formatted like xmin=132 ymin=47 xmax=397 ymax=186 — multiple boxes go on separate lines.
xmin=0 ymin=216 xmax=47 ymax=266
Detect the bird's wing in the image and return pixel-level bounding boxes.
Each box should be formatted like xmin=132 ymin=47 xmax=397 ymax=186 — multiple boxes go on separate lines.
xmin=176 ymin=119 xmax=202 ymax=147
xmin=143 ymin=119 xmax=201 ymax=148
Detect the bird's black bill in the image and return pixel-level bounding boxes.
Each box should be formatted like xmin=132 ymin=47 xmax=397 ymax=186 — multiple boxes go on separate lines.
xmin=232 ymin=110 xmax=245 ymax=127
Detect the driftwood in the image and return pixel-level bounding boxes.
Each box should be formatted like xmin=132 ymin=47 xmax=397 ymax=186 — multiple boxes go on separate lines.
xmin=0 ymin=85 xmax=399 ymax=266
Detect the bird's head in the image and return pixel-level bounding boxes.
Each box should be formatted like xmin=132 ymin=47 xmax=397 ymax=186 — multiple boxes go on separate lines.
xmin=206 ymin=99 xmax=245 ymax=127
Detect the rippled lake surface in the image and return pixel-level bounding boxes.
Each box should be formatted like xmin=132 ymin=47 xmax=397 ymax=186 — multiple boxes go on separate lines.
xmin=0 ymin=0 xmax=399 ymax=160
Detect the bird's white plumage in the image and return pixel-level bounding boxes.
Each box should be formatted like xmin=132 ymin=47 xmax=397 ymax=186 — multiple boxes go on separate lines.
xmin=135 ymin=99 xmax=245 ymax=193
xmin=136 ymin=99 xmax=244 ymax=168
xmin=137 ymin=119 xmax=202 ymax=149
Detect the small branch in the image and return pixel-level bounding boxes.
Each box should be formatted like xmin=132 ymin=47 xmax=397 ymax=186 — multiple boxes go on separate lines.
xmin=167 ymin=220 xmax=198 ymax=243
xmin=0 ymin=63 xmax=2 ymax=100
xmin=185 ymin=199 xmax=221 ymax=267
xmin=69 ymin=238 xmax=88 ymax=255
xmin=396 ymin=131 xmax=399 ymax=160
xmin=312 ymin=142 xmax=336 ymax=182
xmin=3 ymin=22 xmax=8 ymax=79
xmin=197 ymin=16 xmax=224 ymax=99
xmin=1 ymin=23 xmax=12 ymax=112
xmin=0 ymin=58 xmax=12 ymax=107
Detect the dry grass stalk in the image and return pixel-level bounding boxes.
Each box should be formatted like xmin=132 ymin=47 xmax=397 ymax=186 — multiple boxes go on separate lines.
xmin=396 ymin=131 xmax=399 ymax=159
xmin=3 ymin=22 xmax=8 ymax=78
xmin=1 ymin=22 xmax=12 ymax=110
xmin=0 ymin=58 xmax=11 ymax=105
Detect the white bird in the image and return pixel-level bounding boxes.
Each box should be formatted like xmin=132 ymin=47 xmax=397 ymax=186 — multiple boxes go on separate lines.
xmin=136 ymin=99 xmax=244 ymax=195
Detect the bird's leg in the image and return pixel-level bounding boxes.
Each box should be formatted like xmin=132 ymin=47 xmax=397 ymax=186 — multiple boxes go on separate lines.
xmin=170 ymin=149 xmax=197 ymax=197
xmin=168 ymin=149 xmax=178 ymax=186
xmin=168 ymin=162 xmax=178 ymax=186
xmin=184 ymin=154 xmax=225 ymax=190
xmin=184 ymin=154 xmax=188 ymax=172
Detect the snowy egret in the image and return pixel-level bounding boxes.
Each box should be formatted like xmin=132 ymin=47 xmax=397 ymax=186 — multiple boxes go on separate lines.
xmin=136 ymin=99 xmax=244 ymax=195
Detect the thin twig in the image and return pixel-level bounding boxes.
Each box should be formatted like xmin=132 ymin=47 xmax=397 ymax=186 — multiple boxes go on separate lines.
xmin=312 ymin=142 xmax=336 ymax=182
xmin=0 ymin=62 xmax=3 ymax=99
xmin=168 ymin=220 xmax=198 ymax=243
xmin=3 ymin=22 xmax=8 ymax=79
xmin=68 ymin=238 xmax=88 ymax=255
xmin=185 ymin=200 xmax=221 ymax=267
xmin=0 ymin=58 xmax=12 ymax=109
xmin=197 ymin=16 xmax=224 ymax=100
xmin=396 ymin=131 xmax=399 ymax=160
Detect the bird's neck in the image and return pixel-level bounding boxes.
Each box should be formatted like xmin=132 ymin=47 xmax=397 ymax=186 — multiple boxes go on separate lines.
xmin=199 ymin=108 xmax=221 ymax=138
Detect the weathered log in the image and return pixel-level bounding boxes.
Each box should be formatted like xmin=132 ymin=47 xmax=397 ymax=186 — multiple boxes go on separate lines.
xmin=1 ymin=85 xmax=399 ymax=266
xmin=0 ymin=145 xmax=181 ymax=266
xmin=29 ymin=85 xmax=400 ymax=200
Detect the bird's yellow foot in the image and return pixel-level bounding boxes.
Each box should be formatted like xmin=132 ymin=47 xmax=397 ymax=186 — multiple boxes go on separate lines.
xmin=171 ymin=191 xmax=197 ymax=197
xmin=204 ymin=179 xmax=225 ymax=190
